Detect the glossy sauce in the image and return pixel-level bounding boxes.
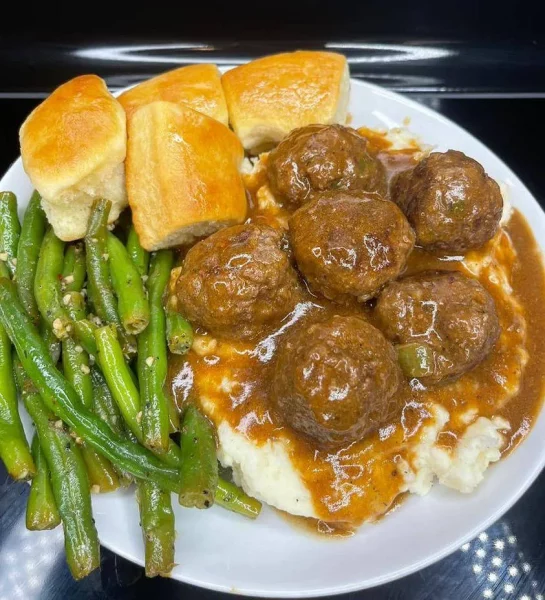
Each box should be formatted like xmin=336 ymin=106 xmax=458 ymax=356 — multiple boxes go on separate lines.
xmin=169 ymin=131 xmax=545 ymax=528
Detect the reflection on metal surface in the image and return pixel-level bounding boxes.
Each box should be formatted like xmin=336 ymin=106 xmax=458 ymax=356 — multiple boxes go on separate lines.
xmin=0 ymin=526 xmax=64 ymax=600
xmin=326 ymin=42 xmax=455 ymax=63
xmin=74 ymin=42 xmax=454 ymax=66
xmin=74 ymin=44 xmax=240 ymax=65
xmin=461 ymin=522 xmax=544 ymax=599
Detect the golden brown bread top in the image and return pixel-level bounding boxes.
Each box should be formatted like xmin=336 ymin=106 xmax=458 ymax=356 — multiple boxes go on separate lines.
xmin=221 ymin=51 xmax=349 ymax=151
xmin=126 ymin=101 xmax=246 ymax=251
xmin=19 ymin=74 xmax=126 ymax=201
xmin=118 ymin=64 xmax=228 ymax=125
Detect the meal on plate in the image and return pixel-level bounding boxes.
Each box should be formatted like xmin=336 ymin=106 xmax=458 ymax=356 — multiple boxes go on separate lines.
xmin=0 ymin=50 xmax=544 ymax=580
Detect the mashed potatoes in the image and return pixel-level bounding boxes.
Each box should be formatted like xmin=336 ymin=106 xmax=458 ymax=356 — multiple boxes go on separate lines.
xmin=216 ymin=421 xmax=315 ymax=517
xmin=209 ymin=401 xmax=510 ymax=520
xmin=397 ymin=405 xmax=510 ymax=496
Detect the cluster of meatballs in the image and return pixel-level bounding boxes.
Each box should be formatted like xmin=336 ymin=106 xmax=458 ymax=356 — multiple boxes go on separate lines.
xmin=173 ymin=124 xmax=504 ymax=448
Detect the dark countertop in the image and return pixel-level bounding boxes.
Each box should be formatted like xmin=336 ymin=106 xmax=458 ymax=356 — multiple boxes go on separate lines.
xmin=0 ymin=39 xmax=544 ymax=599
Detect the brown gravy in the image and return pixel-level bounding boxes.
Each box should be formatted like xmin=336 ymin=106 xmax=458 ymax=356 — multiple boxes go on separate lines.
xmin=168 ymin=134 xmax=545 ymax=529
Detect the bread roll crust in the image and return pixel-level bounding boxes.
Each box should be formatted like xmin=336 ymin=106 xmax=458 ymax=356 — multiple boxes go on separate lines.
xmin=222 ymin=51 xmax=349 ymax=152
xmin=119 ymin=64 xmax=228 ymax=125
xmin=19 ymin=74 xmax=127 ymax=241
xmin=127 ymin=101 xmax=246 ymax=251
xmin=20 ymin=74 xmax=126 ymax=202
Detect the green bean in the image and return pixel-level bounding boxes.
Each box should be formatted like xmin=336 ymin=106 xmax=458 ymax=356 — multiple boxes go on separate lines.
xmin=26 ymin=435 xmax=61 ymax=530
xmin=62 ymin=243 xmax=86 ymax=293
xmin=129 ymin=256 xmax=176 ymax=578
xmin=139 ymin=251 xmax=172 ymax=452
xmin=64 ymin=290 xmax=87 ymax=321
xmin=85 ymin=199 xmax=116 ymax=321
xmin=88 ymin=321 xmax=179 ymax=473
xmin=63 ymin=335 xmax=119 ymax=492
xmin=40 ymin=320 xmax=61 ymax=364
xmin=0 ymin=325 xmax=34 ymax=480
xmin=62 ymin=289 xmax=98 ymax=357
xmin=0 ymin=279 xmax=181 ymax=492
xmin=215 ymin=479 xmax=262 ymax=519
xmin=90 ymin=366 xmax=127 ymax=437
xmin=179 ymin=404 xmax=218 ymax=509
xmin=95 ymin=325 xmax=142 ymax=439
xmin=85 ymin=199 xmax=136 ymax=356
xmin=107 ymin=232 xmax=149 ymax=335
xmin=396 ymin=342 xmax=435 ymax=379
xmin=0 ymin=260 xmax=9 ymax=280
xmin=73 ymin=318 xmax=98 ymax=357
xmin=63 ymin=281 xmax=122 ymax=492
xmin=137 ymin=480 xmax=175 ymax=577
xmin=94 ymin=330 xmax=174 ymax=573
xmin=127 ymin=224 xmax=149 ymax=277
xmin=21 ymin=382 xmax=100 ymax=579
xmin=90 ymin=366 xmax=132 ymax=488
xmin=61 ymin=267 xmax=99 ymax=358
xmin=63 ymin=260 xmax=97 ymax=356
xmin=166 ymin=310 xmax=194 ymax=355
xmin=64 ymin=290 xmax=98 ymax=357
xmin=16 ymin=191 xmax=46 ymax=324
xmin=62 ymin=337 xmax=93 ymax=408
xmin=35 ymin=228 xmax=72 ymax=339
xmin=0 ymin=191 xmax=21 ymax=277
xmin=81 ymin=446 xmax=120 ymax=493
xmin=95 ymin=325 xmax=181 ymax=466
xmin=138 ymin=335 xmax=179 ymax=435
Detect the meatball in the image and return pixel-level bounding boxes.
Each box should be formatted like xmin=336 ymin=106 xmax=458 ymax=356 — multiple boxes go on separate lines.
xmin=267 ymin=124 xmax=387 ymax=207
xmin=174 ymin=223 xmax=302 ymax=340
xmin=272 ymin=315 xmax=402 ymax=446
xmin=289 ymin=191 xmax=415 ymax=302
xmin=391 ymin=150 xmax=503 ymax=253
xmin=375 ymin=271 xmax=500 ymax=383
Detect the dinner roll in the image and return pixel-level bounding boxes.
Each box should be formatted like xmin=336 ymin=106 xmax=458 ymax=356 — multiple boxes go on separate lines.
xmin=118 ymin=64 xmax=228 ymax=125
xmin=126 ymin=101 xmax=246 ymax=251
xmin=222 ymin=51 xmax=350 ymax=153
xmin=19 ymin=75 xmax=127 ymax=241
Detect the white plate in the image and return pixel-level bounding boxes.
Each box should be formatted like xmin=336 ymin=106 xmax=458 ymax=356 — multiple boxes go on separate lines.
xmin=3 ymin=77 xmax=545 ymax=597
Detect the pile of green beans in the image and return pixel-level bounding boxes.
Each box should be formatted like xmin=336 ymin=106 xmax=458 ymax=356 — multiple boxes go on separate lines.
xmin=0 ymin=192 xmax=262 ymax=581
